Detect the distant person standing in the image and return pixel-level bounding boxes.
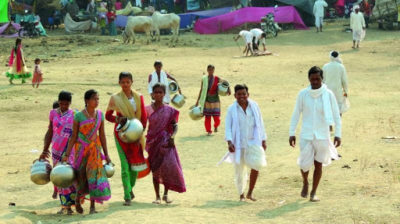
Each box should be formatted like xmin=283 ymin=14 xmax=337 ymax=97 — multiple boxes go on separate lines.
xmin=360 ymin=0 xmax=371 ymax=28
xmin=106 ymin=9 xmax=117 ymax=36
xmin=313 ymin=0 xmax=328 ymax=32
xmin=350 ymin=5 xmax=366 ymax=49
xmin=250 ymin=28 xmax=267 ymax=52
xmin=115 ymin=0 xmax=123 ymax=10
xmin=322 ymin=51 xmax=349 ymax=115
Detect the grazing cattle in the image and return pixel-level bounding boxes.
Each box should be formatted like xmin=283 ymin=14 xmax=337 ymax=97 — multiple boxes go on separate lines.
xmin=122 ymin=16 xmax=153 ymax=45
xmin=151 ymin=11 xmax=180 ymax=45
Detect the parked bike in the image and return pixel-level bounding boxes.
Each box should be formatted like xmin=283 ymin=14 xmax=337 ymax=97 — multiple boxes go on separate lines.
xmin=261 ymin=12 xmax=281 ymax=38
xmin=18 ymin=20 xmax=41 ymax=38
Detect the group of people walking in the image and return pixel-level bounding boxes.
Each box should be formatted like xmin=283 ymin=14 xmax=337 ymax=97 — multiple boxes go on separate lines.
xmin=34 ymin=49 xmax=348 ymax=214
xmin=39 ymin=68 xmax=187 ymax=214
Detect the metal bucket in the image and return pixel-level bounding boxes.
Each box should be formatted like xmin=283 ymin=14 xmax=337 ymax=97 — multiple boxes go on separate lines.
xmin=171 ymin=94 xmax=185 ymax=108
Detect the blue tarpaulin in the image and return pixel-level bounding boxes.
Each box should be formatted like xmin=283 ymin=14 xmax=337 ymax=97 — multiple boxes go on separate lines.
xmin=178 ymin=7 xmax=232 ymax=28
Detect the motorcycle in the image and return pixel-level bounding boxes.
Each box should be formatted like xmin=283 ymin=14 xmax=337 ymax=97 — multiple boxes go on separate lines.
xmin=261 ymin=12 xmax=281 ymax=38
xmin=18 ymin=20 xmax=41 ymax=38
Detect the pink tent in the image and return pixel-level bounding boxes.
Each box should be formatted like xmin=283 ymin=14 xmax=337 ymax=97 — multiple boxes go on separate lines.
xmin=194 ymin=6 xmax=308 ymax=34
xmin=0 ymin=22 xmax=20 ymax=38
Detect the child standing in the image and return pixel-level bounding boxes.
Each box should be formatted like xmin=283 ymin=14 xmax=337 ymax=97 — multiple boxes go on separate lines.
xmin=99 ymin=15 xmax=107 ymax=35
xmin=32 ymin=58 xmax=43 ymax=88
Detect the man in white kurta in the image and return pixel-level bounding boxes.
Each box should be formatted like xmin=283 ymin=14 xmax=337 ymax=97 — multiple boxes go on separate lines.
xmin=322 ymin=51 xmax=349 ymax=114
xmin=224 ymin=84 xmax=267 ymax=201
xmin=234 ymin=30 xmax=254 ymax=56
xmin=250 ymin=28 xmax=267 ymax=51
xmin=289 ymin=66 xmax=341 ymax=202
xmin=148 ymin=60 xmax=180 ymax=104
xmin=313 ymin=0 xmax=328 ymax=32
xmin=350 ymin=5 xmax=366 ymax=48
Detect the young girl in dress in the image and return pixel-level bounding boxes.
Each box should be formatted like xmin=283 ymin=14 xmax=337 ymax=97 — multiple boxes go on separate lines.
xmin=32 ymin=58 xmax=43 ymax=88
xmin=5 ymin=38 xmax=31 ymax=84
xmin=63 ymin=89 xmax=112 ymax=214
xmin=146 ymin=83 xmax=186 ymax=204
xmin=40 ymin=91 xmax=76 ymax=214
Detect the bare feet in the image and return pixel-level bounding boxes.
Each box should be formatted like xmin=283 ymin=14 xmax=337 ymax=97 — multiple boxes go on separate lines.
xmin=52 ymin=191 xmax=58 ymax=199
xmin=152 ymin=197 xmax=161 ymax=204
xmin=207 ymin=132 xmax=212 ymax=136
xmin=246 ymin=194 xmax=257 ymax=201
xmin=310 ymin=194 xmax=320 ymax=202
xmin=66 ymin=208 xmax=74 ymax=215
xmin=123 ymin=199 xmax=131 ymax=206
xmin=352 ymin=46 xmax=355 ymax=49
xmin=130 ymin=191 xmax=135 ymax=200
xmin=301 ymin=183 xmax=309 ymax=198
xmin=56 ymin=208 xmax=65 ymax=214
xmin=75 ymin=203 xmax=84 ymax=214
xmin=162 ymin=195 xmax=172 ymax=204
xmin=239 ymin=194 xmax=246 ymax=202
xmin=89 ymin=208 xmax=98 ymax=214
xmin=214 ymin=127 xmax=218 ymax=132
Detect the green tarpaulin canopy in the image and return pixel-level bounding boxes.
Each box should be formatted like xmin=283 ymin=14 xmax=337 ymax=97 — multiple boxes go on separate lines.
xmin=0 ymin=0 xmax=10 ymax=23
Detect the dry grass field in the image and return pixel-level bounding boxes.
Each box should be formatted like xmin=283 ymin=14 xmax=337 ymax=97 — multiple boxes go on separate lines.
xmin=0 ymin=22 xmax=400 ymax=224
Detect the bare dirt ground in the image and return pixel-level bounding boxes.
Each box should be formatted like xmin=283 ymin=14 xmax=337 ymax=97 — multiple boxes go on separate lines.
xmin=0 ymin=21 xmax=400 ymax=224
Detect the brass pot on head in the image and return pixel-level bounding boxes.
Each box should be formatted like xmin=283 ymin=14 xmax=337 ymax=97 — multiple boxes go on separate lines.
xmin=189 ymin=105 xmax=203 ymax=120
xmin=50 ymin=162 xmax=75 ymax=188
xmin=218 ymin=81 xmax=230 ymax=96
xmin=117 ymin=118 xmax=144 ymax=143
xmin=171 ymin=94 xmax=185 ymax=108
xmin=30 ymin=159 xmax=52 ymax=185
xmin=168 ymin=81 xmax=179 ymax=94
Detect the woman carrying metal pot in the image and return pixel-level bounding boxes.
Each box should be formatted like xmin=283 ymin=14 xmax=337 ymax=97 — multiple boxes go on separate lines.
xmin=39 ymin=91 xmax=76 ymax=215
xmin=195 ymin=65 xmax=231 ymax=136
xmin=105 ymin=72 xmax=150 ymax=206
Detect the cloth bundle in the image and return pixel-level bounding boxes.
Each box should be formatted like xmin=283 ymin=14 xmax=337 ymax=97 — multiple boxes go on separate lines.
xmin=244 ymin=144 xmax=267 ymax=171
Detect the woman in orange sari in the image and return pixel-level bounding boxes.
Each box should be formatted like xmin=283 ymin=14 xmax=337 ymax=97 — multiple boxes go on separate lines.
xmin=63 ymin=89 xmax=111 ymax=214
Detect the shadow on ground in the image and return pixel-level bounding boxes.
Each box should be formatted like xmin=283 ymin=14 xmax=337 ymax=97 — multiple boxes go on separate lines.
xmin=1 ymin=200 xmax=176 ymax=224
xmin=257 ymin=200 xmax=313 ymax=219
xmin=195 ymin=200 xmax=246 ymax=209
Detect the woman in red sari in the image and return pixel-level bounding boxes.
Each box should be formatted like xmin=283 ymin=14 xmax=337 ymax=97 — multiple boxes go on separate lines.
xmin=146 ymin=83 xmax=186 ymax=204
xmin=5 ymin=38 xmax=31 ymax=84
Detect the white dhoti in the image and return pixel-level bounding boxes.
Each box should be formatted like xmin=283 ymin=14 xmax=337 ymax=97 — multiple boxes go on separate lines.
xmin=315 ymin=16 xmax=323 ymax=27
xmin=298 ymin=138 xmax=338 ymax=172
xmin=353 ymin=29 xmax=365 ymax=41
xmin=226 ymin=145 xmax=266 ymax=195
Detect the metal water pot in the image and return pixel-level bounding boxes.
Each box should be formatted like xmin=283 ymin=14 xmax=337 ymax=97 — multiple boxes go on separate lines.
xmin=30 ymin=159 xmax=52 ymax=185
xmin=117 ymin=118 xmax=144 ymax=143
xmin=171 ymin=94 xmax=185 ymax=108
xmin=50 ymin=162 xmax=75 ymax=188
xmin=168 ymin=81 xmax=179 ymax=94
xmin=189 ymin=105 xmax=203 ymax=120
xmin=104 ymin=163 xmax=115 ymax=178
xmin=218 ymin=81 xmax=230 ymax=96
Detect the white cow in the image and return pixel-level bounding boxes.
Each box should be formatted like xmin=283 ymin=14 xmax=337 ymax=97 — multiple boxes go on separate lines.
xmin=122 ymin=16 xmax=153 ymax=45
xmin=151 ymin=11 xmax=180 ymax=45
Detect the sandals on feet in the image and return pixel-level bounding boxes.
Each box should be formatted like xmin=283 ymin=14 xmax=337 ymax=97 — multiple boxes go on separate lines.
xmin=152 ymin=199 xmax=161 ymax=204
xmin=301 ymin=184 xmax=309 ymax=198
xmin=123 ymin=199 xmax=131 ymax=206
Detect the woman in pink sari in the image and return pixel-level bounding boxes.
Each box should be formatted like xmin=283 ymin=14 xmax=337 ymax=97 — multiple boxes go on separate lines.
xmin=146 ymin=83 xmax=186 ymax=204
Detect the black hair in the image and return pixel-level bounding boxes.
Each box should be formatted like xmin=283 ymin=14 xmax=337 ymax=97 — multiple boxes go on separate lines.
xmin=14 ymin=38 xmax=22 ymax=52
xmin=207 ymin=64 xmax=215 ymax=69
xmin=52 ymin=101 xmax=60 ymax=109
xmin=119 ymin=72 xmax=133 ymax=81
xmin=152 ymin=83 xmax=166 ymax=93
xmin=58 ymin=91 xmax=72 ymax=102
xmin=154 ymin=60 xmax=163 ymax=67
xmin=308 ymin=66 xmax=323 ymax=79
xmin=234 ymin=84 xmax=249 ymax=93
xmin=331 ymin=51 xmax=339 ymax=58
xmin=261 ymin=33 xmax=267 ymax=38
xmin=34 ymin=58 xmax=40 ymax=64
xmin=84 ymin=89 xmax=98 ymax=106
